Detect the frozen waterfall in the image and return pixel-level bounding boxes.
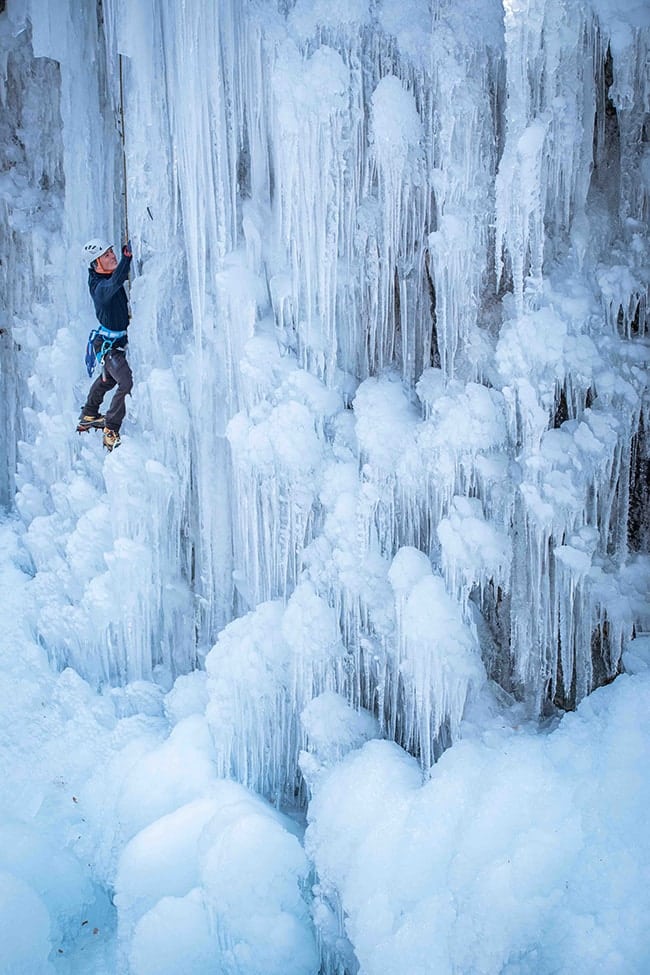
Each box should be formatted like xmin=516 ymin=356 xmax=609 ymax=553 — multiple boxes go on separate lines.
xmin=0 ymin=0 xmax=649 ymax=972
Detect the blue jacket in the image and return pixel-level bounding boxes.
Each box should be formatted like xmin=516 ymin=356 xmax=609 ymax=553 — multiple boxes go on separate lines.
xmin=88 ymin=252 xmax=132 ymax=345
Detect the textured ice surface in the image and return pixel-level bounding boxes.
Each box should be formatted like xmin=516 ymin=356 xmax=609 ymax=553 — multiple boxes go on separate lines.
xmin=306 ymin=651 xmax=650 ymax=975
xmin=0 ymin=0 xmax=649 ymax=972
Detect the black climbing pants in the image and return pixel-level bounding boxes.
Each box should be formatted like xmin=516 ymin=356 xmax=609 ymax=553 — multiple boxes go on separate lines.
xmin=83 ymin=349 xmax=133 ymax=432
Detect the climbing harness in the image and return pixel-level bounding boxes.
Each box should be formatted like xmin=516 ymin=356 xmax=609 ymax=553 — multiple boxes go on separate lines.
xmin=85 ymin=324 xmax=128 ymax=377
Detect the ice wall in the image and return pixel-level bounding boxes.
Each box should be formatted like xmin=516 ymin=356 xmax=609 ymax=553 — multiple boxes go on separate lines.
xmin=0 ymin=12 xmax=64 ymax=506
xmin=1 ymin=0 xmax=649 ymax=972
xmin=1 ymin=0 xmax=649 ymax=789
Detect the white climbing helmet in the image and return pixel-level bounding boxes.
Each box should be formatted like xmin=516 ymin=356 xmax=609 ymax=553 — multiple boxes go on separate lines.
xmin=82 ymin=238 xmax=113 ymax=266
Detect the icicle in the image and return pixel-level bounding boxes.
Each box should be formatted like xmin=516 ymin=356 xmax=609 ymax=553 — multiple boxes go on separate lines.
xmin=227 ymin=396 xmax=328 ymax=605
xmin=426 ymin=14 xmax=501 ymax=378
xmin=204 ymin=582 xmax=353 ymax=804
xmin=388 ymin=548 xmax=484 ymax=767
xmin=606 ymin=26 xmax=650 ymax=227
xmin=438 ymin=496 xmax=512 ymax=617
xmin=496 ymin=0 xmax=595 ymax=311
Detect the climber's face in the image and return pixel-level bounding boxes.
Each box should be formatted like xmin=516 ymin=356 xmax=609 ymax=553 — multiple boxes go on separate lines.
xmin=95 ymin=247 xmax=118 ymax=273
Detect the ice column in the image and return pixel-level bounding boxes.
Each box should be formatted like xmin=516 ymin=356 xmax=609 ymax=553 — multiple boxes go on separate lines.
xmin=0 ymin=15 xmax=64 ymax=505
xmin=366 ymin=75 xmax=428 ymax=380
xmin=388 ymin=548 xmax=484 ymax=767
xmin=266 ymin=40 xmax=354 ymax=382
xmin=496 ymin=0 xmax=595 ymax=310
xmin=426 ymin=3 xmax=503 ymax=377
xmin=205 ymin=583 xmax=349 ymax=803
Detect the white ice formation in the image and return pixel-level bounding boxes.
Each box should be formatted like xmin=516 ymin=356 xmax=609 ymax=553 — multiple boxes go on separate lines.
xmin=0 ymin=0 xmax=649 ymax=971
xmin=3 ymin=0 xmax=648 ymax=733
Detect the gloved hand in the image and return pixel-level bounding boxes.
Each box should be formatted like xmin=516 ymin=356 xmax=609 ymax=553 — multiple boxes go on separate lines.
xmin=123 ymin=239 xmax=132 ymax=258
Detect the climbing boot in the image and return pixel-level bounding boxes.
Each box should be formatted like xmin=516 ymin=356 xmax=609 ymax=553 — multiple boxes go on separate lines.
xmin=103 ymin=428 xmax=121 ymax=452
xmin=77 ymin=413 xmax=105 ymax=432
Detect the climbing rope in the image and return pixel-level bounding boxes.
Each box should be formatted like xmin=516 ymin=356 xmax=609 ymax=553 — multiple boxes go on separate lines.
xmin=118 ymin=53 xmax=129 ymax=243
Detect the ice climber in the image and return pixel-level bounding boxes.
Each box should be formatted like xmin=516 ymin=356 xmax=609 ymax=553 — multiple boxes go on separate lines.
xmin=77 ymin=237 xmax=133 ymax=451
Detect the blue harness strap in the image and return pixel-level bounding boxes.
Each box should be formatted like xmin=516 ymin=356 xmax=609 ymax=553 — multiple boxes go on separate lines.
xmin=84 ymin=325 xmax=128 ymax=377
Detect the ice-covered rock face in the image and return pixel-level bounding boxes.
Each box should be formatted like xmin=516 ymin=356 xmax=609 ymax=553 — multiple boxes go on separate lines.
xmin=3 ymin=0 xmax=647 ymax=720
xmin=0 ymin=0 xmax=649 ymax=971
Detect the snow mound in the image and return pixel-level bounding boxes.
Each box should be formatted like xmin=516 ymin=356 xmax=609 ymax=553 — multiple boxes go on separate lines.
xmin=306 ymin=666 xmax=650 ymax=975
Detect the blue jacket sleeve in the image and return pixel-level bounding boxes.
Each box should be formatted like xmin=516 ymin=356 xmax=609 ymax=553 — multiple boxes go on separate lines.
xmin=92 ymin=253 xmax=132 ymax=307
